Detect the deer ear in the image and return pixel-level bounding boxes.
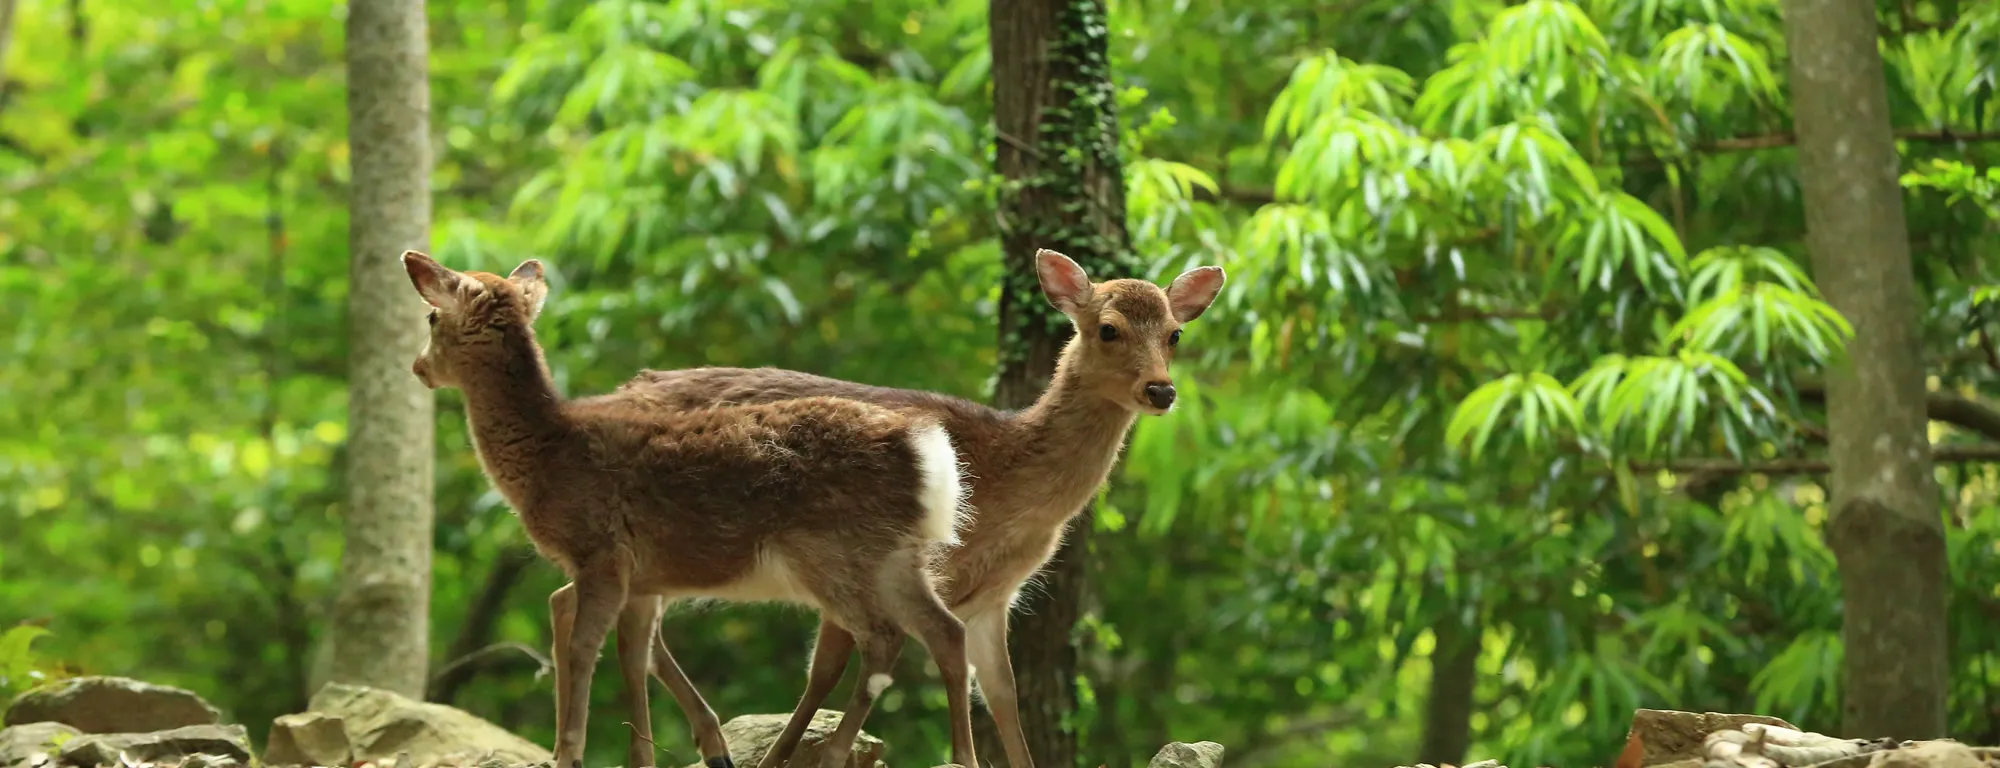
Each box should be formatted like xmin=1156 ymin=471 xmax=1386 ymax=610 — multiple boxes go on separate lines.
xmin=1035 ymin=248 xmax=1093 ymax=314
xmin=402 ymin=250 xmax=464 ymax=310
xmin=509 ymin=259 xmax=549 ymax=319
xmin=1166 ymin=266 xmax=1226 ymax=322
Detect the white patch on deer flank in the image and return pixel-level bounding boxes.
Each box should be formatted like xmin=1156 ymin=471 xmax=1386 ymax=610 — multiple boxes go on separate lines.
xmin=867 ymin=674 xmax=895 ymax=697
xmin=908 ymin=422 xmax=970 ymax=546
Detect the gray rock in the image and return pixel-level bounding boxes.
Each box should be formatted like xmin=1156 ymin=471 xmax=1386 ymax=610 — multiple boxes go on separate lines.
xmin=1871 ymin=741 xmax=1983 ymax=768
xmin=1621 ymin=709 xmax=1798 ymax=768
xmin=5 ymin=677 xmax=221 ymax=734
xmin=307 ymin=683 xmax=551 ymax=765
xmin=56 ymin=724 xmax=251 ymax=767
xmin=0 ymin=722 xmax=81 ymax=766
xmin=264 ymin=711 xmax=353 ymax=766
xmin=1149 ymin=741 xmax=1225 ymax=768
xmin=680 ymin=710 xmax=886 ymax=768
xmin=175 ymin=755 xmax=244 ymax=768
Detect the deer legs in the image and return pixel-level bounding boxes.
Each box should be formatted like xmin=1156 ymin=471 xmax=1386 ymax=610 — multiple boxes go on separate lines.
xmin=553 ymin=548 xmax=976 ymax=768
xmin=549 ymin=559 xmax=631 ymax=768
xmin=764 ymin=548 xmax=975 ymax=768
xmin=883 ymin=573 xmax=977 ymax=768
xmin=966 ymin=610 xmax=1034 ymax=768
xmin=616 ymin=596 xmax=664 ymax=768
xmin=751 ymin=619 xmax=855 ymax=768
xmin=557 ymin=587 xmax=735 ymax=768
xmin=647 ymin=617 xmax=734 ymax=768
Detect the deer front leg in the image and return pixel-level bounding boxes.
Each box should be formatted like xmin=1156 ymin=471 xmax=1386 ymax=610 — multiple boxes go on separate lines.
xmin=885 ymin=575 xmax=977 ymax=768
xmin=555 ymin=558 xmax=631 ymax=768
xmin=617 ymin=595 xmax=664 ymax=768
xmin=752 ymin=618 xmax=855 ymax=768
xmin=967 ymin=610 xmax=1033 ymax=768
xmin=648 ymin=609 xmax=735 ymax=768
xmin=549 ymin=585 xmax=577 ymax=760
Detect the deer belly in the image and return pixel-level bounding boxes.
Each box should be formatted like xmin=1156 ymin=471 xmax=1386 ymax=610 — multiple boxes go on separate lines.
xmin=672 ymin=549 xmax=819 ymax=607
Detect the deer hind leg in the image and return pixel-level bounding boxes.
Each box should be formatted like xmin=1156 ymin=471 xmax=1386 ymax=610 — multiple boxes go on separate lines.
xmin=555 ymin=557 xmax=631 ymax=768
xmin=812 ymin=621 xmax=902 ymax=768
xmin=966 ymin=609 xmax=1032 ymax=768
xmin=649 ymin=609 xmax=734 ymax=768
xmin=881 ymin=554 xmax=977 ymax=768
xmin=750 ymin=618 xmax=855 ymax=768
xmin=617 ymin=595 xmax=664 ymax=768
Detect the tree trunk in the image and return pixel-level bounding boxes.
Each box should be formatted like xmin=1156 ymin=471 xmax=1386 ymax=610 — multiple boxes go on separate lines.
xmin=1779 ymin=0 xmax=1948 ymax=740
xmin=987 ymin=0 xmax=1134 ymax=764
xmin=329 ymin=0 xmax=435 ymax=699
xmin=1417 ymin=610 xmax=1480 ymax=766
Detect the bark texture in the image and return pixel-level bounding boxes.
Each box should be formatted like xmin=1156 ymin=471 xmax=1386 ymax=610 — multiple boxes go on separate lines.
xmin=329 ymin=0 xmax=436 ymax=699
xmin=1417 ymin=611 xmax=1480 ymax=766
xmin=988 ymin=0 xmax=1135 ymax=763
xmin=1779 ymin=0 xmax=1948 ymax=740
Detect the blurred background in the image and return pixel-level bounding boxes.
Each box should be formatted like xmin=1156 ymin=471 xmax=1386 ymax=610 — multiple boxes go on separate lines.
xmin=3 ymin=0 xmax=2000 ymax=766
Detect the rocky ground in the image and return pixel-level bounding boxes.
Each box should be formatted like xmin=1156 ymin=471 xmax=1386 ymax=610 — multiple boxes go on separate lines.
xmin=6 ymin=676 xmax=1995 ymax=768
xmin=0 ymin=676 xmax=1223 ymax=768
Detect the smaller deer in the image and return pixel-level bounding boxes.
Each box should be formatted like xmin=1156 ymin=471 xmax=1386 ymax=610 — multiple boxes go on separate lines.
xmin=398 ymin=251 xmax=979 ymax=768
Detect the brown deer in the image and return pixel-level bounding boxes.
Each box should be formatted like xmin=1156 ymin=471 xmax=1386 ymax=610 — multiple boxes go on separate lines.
xmin=396 ymin=250 xmax=980 ymax=768
xmin=612 ymin=249 xmax=1226 ymax=768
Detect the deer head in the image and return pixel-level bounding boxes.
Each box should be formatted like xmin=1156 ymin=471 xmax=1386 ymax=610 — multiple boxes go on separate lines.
xmin=1034 ymin=248 xmax=1226 ymax=415
xmin=400 ymin=250 xmax=550 ymax=389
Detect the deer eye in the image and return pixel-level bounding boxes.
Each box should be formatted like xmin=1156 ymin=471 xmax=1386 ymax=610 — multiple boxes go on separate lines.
xmin=1169 ymin=329 xmax=1181 ymax=347
xmin=1098 ymin=324 xmax=1118 ymax=342
xmin=427 ymin=310 xmax=439 ymax=327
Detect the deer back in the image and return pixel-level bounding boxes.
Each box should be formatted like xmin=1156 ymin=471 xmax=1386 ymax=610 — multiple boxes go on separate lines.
xmin=544 ymin=394 xmax=964 ymax=593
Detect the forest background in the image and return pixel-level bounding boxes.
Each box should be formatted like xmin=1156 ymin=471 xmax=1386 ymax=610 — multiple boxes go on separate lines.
xmin=4 ymin=0 xmax=2000 ymax=767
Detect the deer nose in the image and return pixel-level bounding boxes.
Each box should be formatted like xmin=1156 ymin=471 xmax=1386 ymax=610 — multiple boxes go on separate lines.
xmin=1144 ymin=382 xmax=1176 ymax=410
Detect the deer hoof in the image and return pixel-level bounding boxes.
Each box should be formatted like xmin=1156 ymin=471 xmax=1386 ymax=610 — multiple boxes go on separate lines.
xmin=704 ymin=758 xmax=735 ymax=768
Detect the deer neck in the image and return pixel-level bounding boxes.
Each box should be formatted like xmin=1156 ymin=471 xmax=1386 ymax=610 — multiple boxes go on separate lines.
xmin=456 ymin=324 xmax=570 ymax=490
xmin=1008 ymin=351 xmax=1138 ymax=523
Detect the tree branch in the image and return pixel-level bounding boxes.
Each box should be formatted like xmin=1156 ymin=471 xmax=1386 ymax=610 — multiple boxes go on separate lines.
xmin=1634 ymin=443 xmax=2000 ymax=475
xmin=1176 ymin=130 xmax=2000 ymax=210
xmin=1187 ymin=182 xmax=1276 ymax=207
xmin=427 ymin=544 xmax=538 ymax=703
xmin=1794 ymin=381 xmax=2000 ymax=443
xmin=1703 ymin=129 xmax=2000 ymax=151
xmin=426 ymin=641 xmax=552 ymax=701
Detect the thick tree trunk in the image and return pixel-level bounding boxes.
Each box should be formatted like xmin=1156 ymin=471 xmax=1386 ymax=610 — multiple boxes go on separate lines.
xmin=329 ymin=0 xmax=435 ymax=699
xmin=1779 ymin=0 xmax=1948 ymax=740
xmin=1418 ymin=610 xmax=1480 ymax=765
xmin=987 ymin=0 xmax=1134 ymax=764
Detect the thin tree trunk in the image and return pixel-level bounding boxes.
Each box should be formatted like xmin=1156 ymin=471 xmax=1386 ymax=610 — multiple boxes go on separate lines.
xmin=1417 ymin=610 xmax=1480 ymax=765
xmin=329 ymin=0 xmax=436 ymax=699
xmin=987 ymin=0 xmax=1134 ymax=763
xmin=1779 ymin=0 xmax=1948 ymax=740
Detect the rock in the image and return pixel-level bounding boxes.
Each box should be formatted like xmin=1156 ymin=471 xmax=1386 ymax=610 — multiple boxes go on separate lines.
xmin=264 ymin=711 xmax=353 ymax=766
xmin=1149 ymin=741 xmax=1225 ymax=768
xmin=0 ymin=722 xmax=81 ymax=766
xmin=306 ymin=683 xmax=550 ymax=766
xmin=4 ymin=677 xmax=221 ymax=734
xmin=681 ymin=710 xmax=886 ymax=768
xmin=1871 ymin=741 xmax=1982 ymax=768
xmin=56 ymin=724 xmax=251 ymax=767
xmin=178 ymin=755 xmax=245 ymax=768
xmin=1621 ymin=710 xmax=1798 ymax=767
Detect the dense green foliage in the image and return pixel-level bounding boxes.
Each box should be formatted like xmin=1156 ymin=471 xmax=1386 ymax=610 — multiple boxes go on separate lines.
xmin=4 ymin=0 xmax=2000 ymax=766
